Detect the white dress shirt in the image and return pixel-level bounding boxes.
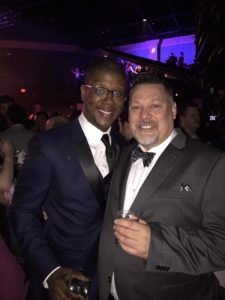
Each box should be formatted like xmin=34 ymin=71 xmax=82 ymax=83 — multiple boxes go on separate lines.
xmin=111 ymin=129 xmax=177 ymax=299
xmin=79 ymin=112 xmax=111 ymax=178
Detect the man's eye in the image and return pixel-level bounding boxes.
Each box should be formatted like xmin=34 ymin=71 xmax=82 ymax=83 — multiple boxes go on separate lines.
xmin=95 ymin=87 xmax=106 ymax=94
xmin=113 ymin=91 xmax=124 ymax=98
xmin=151 ymin=104 xmax=161 ymax=110
xmin=130 ymin=106 xmax=141 ymax=111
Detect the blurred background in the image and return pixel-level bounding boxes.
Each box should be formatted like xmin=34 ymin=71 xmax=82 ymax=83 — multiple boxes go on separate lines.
xmin=0 ymin=0 xmax=224 ymax=120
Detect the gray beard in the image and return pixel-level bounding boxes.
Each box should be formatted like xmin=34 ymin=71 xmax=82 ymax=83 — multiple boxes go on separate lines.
xmin=135 ymin=133 xmax=159 ymax=150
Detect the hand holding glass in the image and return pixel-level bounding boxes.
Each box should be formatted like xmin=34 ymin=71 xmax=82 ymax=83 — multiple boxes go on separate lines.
xmin=116 ymin=209 xmax=139 ymax=221
xmin=67 ymin=269 xmax=90 ymax=300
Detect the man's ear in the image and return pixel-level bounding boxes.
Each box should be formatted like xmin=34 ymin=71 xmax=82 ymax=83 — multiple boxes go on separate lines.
xmin=172 ymin=101 xmax=177 ymax=120
xmin=80 ymin=84 xmax=86 ymax=102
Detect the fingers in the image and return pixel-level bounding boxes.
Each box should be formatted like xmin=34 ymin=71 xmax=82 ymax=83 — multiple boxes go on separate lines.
xmin=114 ymin=219 xmax=151 ymax=259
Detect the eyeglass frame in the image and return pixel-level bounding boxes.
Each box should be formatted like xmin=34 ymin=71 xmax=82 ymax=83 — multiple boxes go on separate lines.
xmin=84 ymin=84 xmax=128 ymax=102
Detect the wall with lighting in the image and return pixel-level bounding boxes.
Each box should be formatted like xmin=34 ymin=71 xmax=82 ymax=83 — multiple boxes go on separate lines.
xmin=114 ymin=40 xmax=159 ymax=61
xmin=161 ymin=35 xmax=195 ymax=65
xmin=0 ymin=45 xmax=88 ymax=113
xmin=114 ymin=34 xmax=195 ymax=66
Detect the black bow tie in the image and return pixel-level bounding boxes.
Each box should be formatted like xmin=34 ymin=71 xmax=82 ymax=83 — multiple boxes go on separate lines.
xmin=131 ymin=147 xmax=155 ymax=167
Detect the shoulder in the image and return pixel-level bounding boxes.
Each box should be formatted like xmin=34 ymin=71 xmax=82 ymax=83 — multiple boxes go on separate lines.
xmin=181 ymin=137 xmax=225 ymax=172
xmin=29 ymin=119 xmax=82 ymax=150
xmin=186 ymin=137 xmax=222 ymax=156
xmin=38 ymin=119 xmax=80 ymax=141
xmin=174 ymin=130 xmax=222 ymax=157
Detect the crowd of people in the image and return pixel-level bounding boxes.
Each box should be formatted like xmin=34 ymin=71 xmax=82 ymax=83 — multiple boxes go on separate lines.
xmin=0 ymin=57 xmax=225 ymax=300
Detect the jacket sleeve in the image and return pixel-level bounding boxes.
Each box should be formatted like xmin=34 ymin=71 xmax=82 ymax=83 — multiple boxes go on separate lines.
xmin=147 ymin=153 xmax=225 ymax=275
xmin=10 ymin=135 xmax=59 ymax=283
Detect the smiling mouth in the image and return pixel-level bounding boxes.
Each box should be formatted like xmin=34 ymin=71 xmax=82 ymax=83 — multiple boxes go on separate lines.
xmin=139 ymin=124 xmax=155 ymax=130
xmin=98 ymin=109 xmax=112 ymax=117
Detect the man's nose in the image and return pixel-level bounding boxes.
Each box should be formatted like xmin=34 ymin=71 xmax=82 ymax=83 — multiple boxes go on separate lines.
xmin=141 ymin=107 xmax=153 ymax=119
xmin=104 ymin=90 xmax=114 ymax=102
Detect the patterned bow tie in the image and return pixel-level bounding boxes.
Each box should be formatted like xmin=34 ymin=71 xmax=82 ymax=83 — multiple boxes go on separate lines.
xmin=131 ymin=147 xmax=155 ymax=167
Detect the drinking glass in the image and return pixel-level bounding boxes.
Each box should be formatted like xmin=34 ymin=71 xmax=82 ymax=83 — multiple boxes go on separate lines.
xmin=67 ymin=268 xmax=90 ymax=300
xmin=116 ymin=209 xmax=138 ymax=221
xmin=115 ymin=210 xmax=139 ymax=247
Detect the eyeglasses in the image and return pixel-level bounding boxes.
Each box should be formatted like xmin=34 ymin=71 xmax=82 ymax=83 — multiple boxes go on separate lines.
xmin=85 ymin=84 xmax=127 ymax=102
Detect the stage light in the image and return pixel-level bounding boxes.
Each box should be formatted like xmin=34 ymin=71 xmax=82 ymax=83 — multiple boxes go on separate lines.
xmin=0 ymin=5 xmax=19 ymax=29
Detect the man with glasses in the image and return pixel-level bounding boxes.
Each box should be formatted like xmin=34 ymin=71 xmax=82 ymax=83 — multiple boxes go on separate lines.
xmin=10 ymin=57 xmax=128 ymax=300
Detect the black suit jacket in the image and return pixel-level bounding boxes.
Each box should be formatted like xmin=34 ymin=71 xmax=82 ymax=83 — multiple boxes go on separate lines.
xmin=99 ymin=132 xmax=225 ymax=300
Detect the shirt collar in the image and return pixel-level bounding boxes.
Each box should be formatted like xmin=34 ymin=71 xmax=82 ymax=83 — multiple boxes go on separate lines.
xmin=78 ymin=112 xmax=111 ymax=146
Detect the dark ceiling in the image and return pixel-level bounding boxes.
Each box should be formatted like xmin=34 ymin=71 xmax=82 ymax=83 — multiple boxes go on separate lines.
xmin=0 ymin=0 xmax=197 ymax=49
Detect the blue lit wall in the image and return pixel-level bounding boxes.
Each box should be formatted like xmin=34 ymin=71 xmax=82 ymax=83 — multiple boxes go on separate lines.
xmin=114 ymin=34 xmax=195 ymax=66
xmin=114 ymin=39 xmax=159 ymax=61
xmin=161 ymin=35 xmax=195 ymax=65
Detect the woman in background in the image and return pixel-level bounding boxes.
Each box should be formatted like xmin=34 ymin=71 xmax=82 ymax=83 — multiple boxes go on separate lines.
xmin=0 ymin=138 xmax=28 ymax=300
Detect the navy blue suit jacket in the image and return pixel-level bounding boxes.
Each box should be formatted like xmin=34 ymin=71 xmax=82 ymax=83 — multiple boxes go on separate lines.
xmin=11 ymin=118 xmax=117 ymax=299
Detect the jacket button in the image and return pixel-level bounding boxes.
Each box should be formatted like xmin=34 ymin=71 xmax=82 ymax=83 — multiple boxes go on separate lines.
xmin=115 ymin=238 xmax=120 ymax=247
xmin=107 ymin=276 xmax=112 ymax=283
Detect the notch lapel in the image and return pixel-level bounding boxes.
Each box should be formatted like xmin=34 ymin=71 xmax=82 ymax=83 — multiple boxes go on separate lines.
xmin=130 ymin=133 xmax=186 ymax=214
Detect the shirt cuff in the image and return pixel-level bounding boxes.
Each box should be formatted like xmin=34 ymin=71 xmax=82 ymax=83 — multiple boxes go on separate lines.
xmin=43 ymin=266 xmax=61 ymax=289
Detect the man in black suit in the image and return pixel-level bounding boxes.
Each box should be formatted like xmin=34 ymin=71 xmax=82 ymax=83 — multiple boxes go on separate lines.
xmin=99 ymin=73 xmax=225 ymax=300
xmin=10 ymin=57 xmax=128 ymax=300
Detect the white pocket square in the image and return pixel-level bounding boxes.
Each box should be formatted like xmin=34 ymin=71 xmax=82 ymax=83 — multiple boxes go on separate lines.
xmin=180 ymin=183 xmax=192 ymax=192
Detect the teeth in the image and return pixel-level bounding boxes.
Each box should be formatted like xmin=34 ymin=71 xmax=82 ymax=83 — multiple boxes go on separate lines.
xmin=99 ymin=109 xmax=112 ymax=115
xmin=140 ymin=125 xmax=153 ymax=129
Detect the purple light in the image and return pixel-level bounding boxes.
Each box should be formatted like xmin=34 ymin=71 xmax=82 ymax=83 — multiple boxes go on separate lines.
xmin=160 ymin=35 xmax=195 ymax=65
xmin=113 ymin=34 xmax=195 ymax=66
xmin=114 ymin=39 xmax=159 ymax=61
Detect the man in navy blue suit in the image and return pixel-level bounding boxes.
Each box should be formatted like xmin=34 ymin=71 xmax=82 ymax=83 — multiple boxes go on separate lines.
xmin=10 ymin=57 xmax=128 ymax=300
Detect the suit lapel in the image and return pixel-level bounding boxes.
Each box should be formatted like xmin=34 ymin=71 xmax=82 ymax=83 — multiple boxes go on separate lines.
xmin=131 ymin=143 xmax=183 ymax=213
xmin=120 ymin=132 xmax=187 ymax=214
xmin=70 ymin=119 xmax=106 ymax=211
xmin=117 ymin=143 xmax=137 ymax=209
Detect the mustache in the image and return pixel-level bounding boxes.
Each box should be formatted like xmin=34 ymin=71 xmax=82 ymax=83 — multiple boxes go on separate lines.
xmin=137 ymin=121 xmax=158 ymax=128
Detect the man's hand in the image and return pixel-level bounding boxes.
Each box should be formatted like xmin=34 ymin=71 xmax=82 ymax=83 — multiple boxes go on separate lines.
xmin=47 ymin=267 xmax=89 ymax=300
xmin=114 ymin=218 xmax=151 ymax=259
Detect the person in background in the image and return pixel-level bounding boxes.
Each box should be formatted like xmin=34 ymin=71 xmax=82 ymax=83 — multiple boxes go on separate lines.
xmin=0 ymin=104 xmax=34 ymax=155
xmin=10 ymin=57 xmax=128 ymax=300
xmin=178 ymin=51 xmax=184 ymax=67
xmin=0 ymin=139 xmax=14 ymax=205
xmin=166 ymin=52 xmax=177 ymax=67
xmin=45 ymin=113 xmax=69 ymax=130
xmin=0 ymin=104 xmax=34 ymax=175
xmin=118 ymin=107 xmax=133 ymax=143
xmin=33 ymin=111 xmax=49 ymax=132
xmin=99 ymin=73 xmax=225 ymax=300
xmin=176 ymin=102 xmax=201 ymax=139
xmin=0 ymin=138 xmax=29 ymax=300
xmin=0 ymin=94 xmax=15 ymax=128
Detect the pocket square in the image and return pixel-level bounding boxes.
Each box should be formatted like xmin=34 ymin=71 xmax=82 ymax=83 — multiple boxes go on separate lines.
xmin=180 ymin=183 xmax=192 ymax=192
